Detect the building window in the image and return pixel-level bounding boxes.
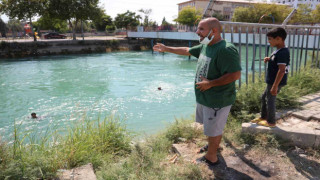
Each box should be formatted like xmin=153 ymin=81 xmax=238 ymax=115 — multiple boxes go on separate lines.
xmin=223 ymin=7 xmax=231 ymax=12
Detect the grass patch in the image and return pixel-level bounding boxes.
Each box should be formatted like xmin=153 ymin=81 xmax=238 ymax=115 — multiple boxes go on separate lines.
xmin=0 ymin=116 xmax=132 ymax=179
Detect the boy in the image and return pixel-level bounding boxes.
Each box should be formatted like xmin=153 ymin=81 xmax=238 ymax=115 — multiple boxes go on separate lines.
xmin=251 ymin=27 xmax=290 ymax=127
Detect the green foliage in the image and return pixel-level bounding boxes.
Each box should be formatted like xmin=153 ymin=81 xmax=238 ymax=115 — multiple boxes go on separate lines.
xmin=232 ymin=4 xmax=291 ymax=23
xmin=7 ymin=19 xmax=24 ymax=32
xmin=0 ymin=18 xmax=7 ymax=36
xmin=138 ymin=9 xmax=152 ymax=27
xmin=106 ymin=25 xmax=116 ymax=33
xmin=212 ymin=11 xmax=225 ymax=21
xmin=174 ymin=6 xmax=202 ymax=26
xmin=290 ymin=4 xmax=313 ymax=24
xmin=34 ymin=14 xmax=68 ymax=33
xmin=0 ymin=116 xmax=132 ymax=179
xmin=164 ymin=118 xmax=203 ymax=143
xmin=114 ymin=10 xmax=140 ymax=30
xmin=2 ymin=0 xmax=46 ymax=21
xmin=312 ymin=4 xmax=320 ymax=23
xmin=92 ymin=10 xmax=114 ymax=32
xmin=161 ymin=17 xmax=170 ymax=26
xmin=96 ymin=118 xmax=204 ymax=180
xmin=47 ymin=0 xmax=100 ymax=40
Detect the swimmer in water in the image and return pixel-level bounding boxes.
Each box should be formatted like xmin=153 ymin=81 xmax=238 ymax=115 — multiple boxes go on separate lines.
xmin=31 ymin=112 xmax=38 ymax=119
xmin=158 ymin=87 xmax=162 ymax=90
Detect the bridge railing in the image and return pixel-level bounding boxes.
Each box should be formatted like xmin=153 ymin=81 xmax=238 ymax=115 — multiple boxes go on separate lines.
xmin=129 ymin=21 xmax=320 ymax=87
xmin=219 ymin=21 xmax=320 ymax=87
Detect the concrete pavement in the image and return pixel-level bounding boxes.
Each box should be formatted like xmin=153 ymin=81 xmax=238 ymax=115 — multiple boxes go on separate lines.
xmin=242 ymin=91 xmax=320 ymax=147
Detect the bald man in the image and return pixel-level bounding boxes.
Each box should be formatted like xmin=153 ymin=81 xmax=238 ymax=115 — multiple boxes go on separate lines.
xmin=153 ymin=18 xmax=241 ymax=167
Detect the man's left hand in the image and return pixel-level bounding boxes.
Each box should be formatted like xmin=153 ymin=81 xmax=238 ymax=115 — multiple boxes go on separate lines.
xmin=196 ymin=76 xmax=212 ymax=92
xmin=270 ymin=86 xmax=278 ymax=96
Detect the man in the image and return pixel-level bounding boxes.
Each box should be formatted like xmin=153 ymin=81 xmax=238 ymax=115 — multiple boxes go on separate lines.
xmin=153 ymin=18 xmax=241 ymax=167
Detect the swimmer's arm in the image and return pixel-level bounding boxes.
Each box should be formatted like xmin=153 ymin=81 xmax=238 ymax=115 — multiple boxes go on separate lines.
xmin=153 ymin=43 xmax=191 ymax=56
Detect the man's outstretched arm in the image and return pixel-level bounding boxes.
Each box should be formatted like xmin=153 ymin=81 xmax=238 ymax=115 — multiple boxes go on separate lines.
xmin=153 ymin=43 xmax=191 ymax=56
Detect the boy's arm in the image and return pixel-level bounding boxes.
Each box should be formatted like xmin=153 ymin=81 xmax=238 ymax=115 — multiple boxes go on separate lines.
xmin=270 ymin=64 xmax=286 ymax=96
xmin=153 ymin=43 xmax=191 ymax=56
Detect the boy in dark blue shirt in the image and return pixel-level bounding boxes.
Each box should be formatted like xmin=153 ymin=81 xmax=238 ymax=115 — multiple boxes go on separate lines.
xmin=251 ymin=27 xmax=290 ymax=127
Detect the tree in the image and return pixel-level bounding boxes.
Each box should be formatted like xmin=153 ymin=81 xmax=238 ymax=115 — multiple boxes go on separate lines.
xmin=92 ymin=10 xmax=114 ymax=32
xmin=211 ymin=11 xmax=224 ymax=21
xmin=0 ymin=18 xmax=7 ymax=37
xmin=290 ymin=4 xmax=313 ymax=24
xmin=34 ymin=14 xmax=68 ymax=33
xmin=159 ymin=17 xmax=172 ymax=31
xmin=161 ymin=17 xmax=169 ymax=26
xmin=7 ymin=19 xmax=24 ymax=38
xmin=114 ymin=10 xmax=140 ymax=34
xmin=138 ymin=8 xmax=152 ymax=27
xmin=2 ymin=0 xmax=47 ymax=41
xmin=47 ymin=0 xmax=100 ymax=40
xmin=232 ymin=4 xmax=292 ymax=24
xmin=311 ymin=4 xmax=320 ymax=23
xmin=174 ymin=6 xmax=201 ymax=28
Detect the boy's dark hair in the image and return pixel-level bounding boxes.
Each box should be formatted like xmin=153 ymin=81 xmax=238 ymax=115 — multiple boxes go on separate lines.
xmin=267 ymin=27 xmax=287 ymax=40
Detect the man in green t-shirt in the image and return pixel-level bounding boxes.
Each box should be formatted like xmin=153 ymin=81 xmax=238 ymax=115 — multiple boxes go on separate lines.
xmin=153 ymin=18 xmax=241 ymax=167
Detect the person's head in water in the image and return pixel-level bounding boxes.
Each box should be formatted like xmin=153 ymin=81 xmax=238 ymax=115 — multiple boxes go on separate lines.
xmin=158 ymin=87 xmax=162 ymax=90
xmin=31 ymin=113 xmax=37 ymax=119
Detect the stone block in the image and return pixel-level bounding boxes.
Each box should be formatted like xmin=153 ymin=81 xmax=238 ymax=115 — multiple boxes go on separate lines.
xmin=242 ymin=121 xmax=319 ymax=147
xmin=292 ymin=110 xmax=319 ymax=121
xmin=311 ymin=113 xmax=320 ymax=121
xmin=57 ymin=163 xmax=96 ymax=180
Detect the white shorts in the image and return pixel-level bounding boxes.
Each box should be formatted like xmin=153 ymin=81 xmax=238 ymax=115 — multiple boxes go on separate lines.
xmin=196 ymin=103 xmax=231 ymax=137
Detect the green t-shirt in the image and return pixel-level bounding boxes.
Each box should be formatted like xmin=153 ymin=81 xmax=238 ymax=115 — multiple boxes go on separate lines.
xmin=189 ymin=40 xmax=242 ymax=108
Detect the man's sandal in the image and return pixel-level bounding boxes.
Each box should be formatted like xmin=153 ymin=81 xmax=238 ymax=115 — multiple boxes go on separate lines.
xmin=196 ymin=156 xmax=220 ymax=167
xmin=257 ymin=120 xmax=276 ymax=128
xmin=251 ymin=117 xmax=265 ymax=123
xmin=197 ymin=144 xmax=208 ymax=153
xmin=197 ymin=144 xmax=223 ymax=154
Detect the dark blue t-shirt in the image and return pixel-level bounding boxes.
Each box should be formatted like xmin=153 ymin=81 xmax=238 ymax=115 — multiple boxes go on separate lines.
xmin=266 ymin=48 xmax=290 ymax=86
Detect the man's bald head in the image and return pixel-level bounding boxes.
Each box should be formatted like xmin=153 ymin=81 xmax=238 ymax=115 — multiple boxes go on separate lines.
xmin=200 ymin=18 xmax=222 ymax=33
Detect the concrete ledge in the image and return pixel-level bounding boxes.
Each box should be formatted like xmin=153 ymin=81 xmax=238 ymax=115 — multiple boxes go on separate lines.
xmin=242 ymin=121 xmax=320 ymax=147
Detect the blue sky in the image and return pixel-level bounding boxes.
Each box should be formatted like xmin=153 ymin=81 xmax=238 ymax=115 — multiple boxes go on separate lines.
xmin=1 ymin=0 xmax=186 ymax=24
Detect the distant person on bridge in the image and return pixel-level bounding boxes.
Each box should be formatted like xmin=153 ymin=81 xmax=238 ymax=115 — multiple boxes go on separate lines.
xmin=153 ymin=17 xmax=241 ymax=168
xmin=251 ymin=27 xmax=290 ymax=128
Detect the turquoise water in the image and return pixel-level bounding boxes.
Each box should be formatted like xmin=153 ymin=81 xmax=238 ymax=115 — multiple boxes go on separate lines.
xmin=0 ymin=46 xmax=311 ymax=139
xmin=0 ymin=51 xmax=198 ymax=139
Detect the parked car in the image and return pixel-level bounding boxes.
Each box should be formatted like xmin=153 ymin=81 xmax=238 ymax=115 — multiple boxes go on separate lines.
xmin=44 ymin=32 xmax=67 ymax=39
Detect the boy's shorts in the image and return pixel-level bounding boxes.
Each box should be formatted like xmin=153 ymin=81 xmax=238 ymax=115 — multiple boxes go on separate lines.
xmin=196 ymin=103 xmax=231 ymax=137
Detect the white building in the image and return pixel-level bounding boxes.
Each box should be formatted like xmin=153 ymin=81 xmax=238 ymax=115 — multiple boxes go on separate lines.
xmin=269 ymin=0 xmax=320 ymax=9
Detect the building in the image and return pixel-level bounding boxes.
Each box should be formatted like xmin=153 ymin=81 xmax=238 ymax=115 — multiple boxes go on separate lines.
xmin=269 ymin=0 xmax=320 ymax=10
xmin=177 ymin=0 xmax=275 ymax=31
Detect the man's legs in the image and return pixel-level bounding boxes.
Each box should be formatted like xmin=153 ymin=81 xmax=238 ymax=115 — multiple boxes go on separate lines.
xmin=205 ymin=135 xmax=222 ymax=163
xmin=197 ymin=104 xmax=231 ymax=163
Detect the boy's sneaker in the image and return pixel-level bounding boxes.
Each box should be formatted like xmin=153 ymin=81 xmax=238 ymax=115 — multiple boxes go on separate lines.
xmin=251 ymin=117 xmax=265 ymax=123
xmin=257 ymin=120 xmax=276 ymax=128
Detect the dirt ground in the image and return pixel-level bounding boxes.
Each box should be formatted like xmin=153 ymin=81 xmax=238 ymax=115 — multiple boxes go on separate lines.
xmin=172 ymin=139 xmax=320 ymax=180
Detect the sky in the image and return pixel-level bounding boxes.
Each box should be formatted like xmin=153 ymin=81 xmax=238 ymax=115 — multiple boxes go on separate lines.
xmin=1 ymin=0 xmax=186 ymax=24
